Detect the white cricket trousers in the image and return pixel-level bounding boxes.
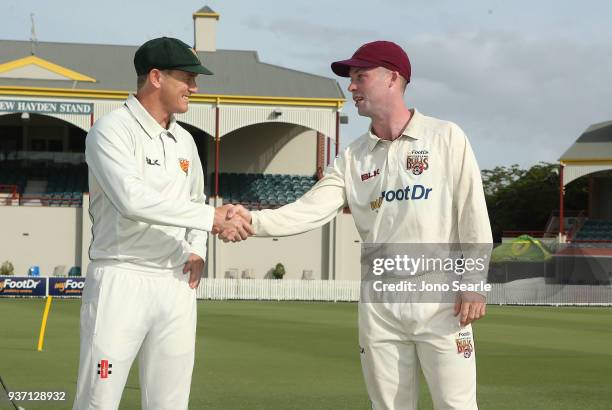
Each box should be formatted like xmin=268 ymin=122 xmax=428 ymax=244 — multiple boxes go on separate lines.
xmin=359 ymin=302 xmax=478 ymax=410
xmin=72 ymin=262 xmax=197 ymax=410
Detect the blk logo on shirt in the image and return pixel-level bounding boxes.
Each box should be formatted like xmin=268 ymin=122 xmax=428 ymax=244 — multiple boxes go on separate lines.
xmin=361 ymin=169 xmax=380 ymax=181
xmin=146 ymin=157 xmax=160 ymax=166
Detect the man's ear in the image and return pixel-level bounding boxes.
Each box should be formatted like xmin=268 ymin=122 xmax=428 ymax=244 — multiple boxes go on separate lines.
xmin=149 ymin=69 xmax=163 ymax=89
xmin=389 ymin=70 xmax=399 ymax=89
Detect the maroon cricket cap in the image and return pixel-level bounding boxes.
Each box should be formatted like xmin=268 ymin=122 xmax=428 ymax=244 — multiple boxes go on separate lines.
xmin=331 ymin=41 xmax=411 ymax=83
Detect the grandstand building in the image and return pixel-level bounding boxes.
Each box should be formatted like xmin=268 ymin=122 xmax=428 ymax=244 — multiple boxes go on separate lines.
xmin=551 ymin=121 xmax=612 ymax=285
xmin=489 ymin=123 xmax=612 ymax=287
xmin=0 ymin=6 xmax=362 ymax=279
xmin=559 ymin=120 xmax=612 ymax=235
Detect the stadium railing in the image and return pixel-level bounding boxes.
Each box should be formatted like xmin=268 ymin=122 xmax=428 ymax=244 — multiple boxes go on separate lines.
xmin=0 ymin=184 xmax=19 ymax=205
xmin=2 ymin=277 xmax=611 ymax=305
xmin=193 ymin=279 xmax=612 ymax=306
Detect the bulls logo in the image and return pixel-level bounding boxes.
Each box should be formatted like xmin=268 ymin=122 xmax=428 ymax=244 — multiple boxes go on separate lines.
xmin=456 ymin=337 xmax=473 ymax=359
xmin=407 ymin=150 xmax=429 ymax=175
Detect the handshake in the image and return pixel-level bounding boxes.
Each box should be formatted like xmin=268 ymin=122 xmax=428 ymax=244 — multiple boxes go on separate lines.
xmin=211 ymin=204 xmax=254 ymax=242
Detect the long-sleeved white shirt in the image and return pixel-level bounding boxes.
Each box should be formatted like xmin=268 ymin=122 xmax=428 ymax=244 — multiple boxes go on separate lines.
xmin=252 ymin=108 xmax=492 ymax=258
xmin=86 ymin=95 xmax=214 ymax=270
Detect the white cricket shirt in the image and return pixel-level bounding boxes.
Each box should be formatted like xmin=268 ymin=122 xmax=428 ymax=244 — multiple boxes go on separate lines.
xmin=252 ymin=108 xmax=492 ymax=246
xmin=86 ymin=95 xmax=214 ymax=270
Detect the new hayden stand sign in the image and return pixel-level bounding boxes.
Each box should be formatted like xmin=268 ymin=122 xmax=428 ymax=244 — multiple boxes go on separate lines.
xmin=0 ymin=99 xmax=93 ymax=115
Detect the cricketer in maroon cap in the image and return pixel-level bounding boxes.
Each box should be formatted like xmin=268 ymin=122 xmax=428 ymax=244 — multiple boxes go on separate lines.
xmin=331 ymin=40 xmax=413 ymax=134
xmin=234 ymin=40 xmax=492 ymax=409
xmin=329 ymin=41 xmax=491 ymax=409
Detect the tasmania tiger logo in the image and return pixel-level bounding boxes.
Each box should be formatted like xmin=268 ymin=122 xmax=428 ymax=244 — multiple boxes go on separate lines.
xmin=179 ymin=158 xmax=190 ymax=175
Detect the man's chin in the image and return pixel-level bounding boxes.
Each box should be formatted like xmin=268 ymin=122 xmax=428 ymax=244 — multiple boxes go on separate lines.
xmin=356 ymin=106 xmax=370 ymax=117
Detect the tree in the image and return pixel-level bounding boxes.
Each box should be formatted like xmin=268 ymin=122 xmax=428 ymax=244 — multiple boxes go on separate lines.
xmin=272 ymin=263 xmax=286 ymax=279
xmin=482 ymin=162 xmax=588 ymax=242
xmin=0 ymin=261 xmax=15 ymax=276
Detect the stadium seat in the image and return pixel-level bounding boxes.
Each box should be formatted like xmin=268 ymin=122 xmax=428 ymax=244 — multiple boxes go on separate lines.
xmin=214 ymin=173 xmax=319 ymax=208
xmin=68 ymin=266 xmax=82 ymax=277
xmin=574 ymin=219 xmax=612 ymax=242
xmin=53 ymin=265 xmax=67 ymax=277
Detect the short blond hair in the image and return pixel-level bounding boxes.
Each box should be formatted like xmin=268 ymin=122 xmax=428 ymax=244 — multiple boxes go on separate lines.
xmin=136 ymin=74 xmax=148 ymax=90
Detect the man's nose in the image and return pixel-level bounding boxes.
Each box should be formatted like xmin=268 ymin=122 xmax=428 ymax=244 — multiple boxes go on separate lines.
xmin=189 ymin=78 xmax=198 ymax=93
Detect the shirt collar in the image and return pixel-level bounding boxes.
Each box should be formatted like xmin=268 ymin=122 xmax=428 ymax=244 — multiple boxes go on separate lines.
xmin=367 ymin=108 xmax=422 ymax=151
xmin=125 ymin=94 xmax=178 ymax=141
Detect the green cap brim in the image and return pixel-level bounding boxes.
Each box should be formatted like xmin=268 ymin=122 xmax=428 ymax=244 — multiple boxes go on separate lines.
xmin=177 ymin=64 xmax=213 ymax=75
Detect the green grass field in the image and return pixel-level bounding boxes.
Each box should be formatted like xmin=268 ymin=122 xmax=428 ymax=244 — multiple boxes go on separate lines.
xmin=1 ymin=300 xmax=611 ymax=409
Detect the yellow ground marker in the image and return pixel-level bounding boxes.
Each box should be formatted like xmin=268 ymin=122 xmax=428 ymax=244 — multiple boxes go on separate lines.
xmin=37 ymin=296 xmax=53 ymax=351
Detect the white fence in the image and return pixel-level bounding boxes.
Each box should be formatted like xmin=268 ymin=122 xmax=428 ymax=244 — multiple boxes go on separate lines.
xmin=196 ymin=279 xmax=612 ymax=306
xmin=197 ymin=279 xmax=360 ymax=302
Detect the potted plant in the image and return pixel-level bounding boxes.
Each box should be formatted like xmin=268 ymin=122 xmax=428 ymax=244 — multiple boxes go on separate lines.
xmin=272 ymin=263 xmax=286 ymax=279
xmin=0 ymin=261 xmax=15 ymax=276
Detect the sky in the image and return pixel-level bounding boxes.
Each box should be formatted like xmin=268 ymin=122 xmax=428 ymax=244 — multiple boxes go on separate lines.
xmin=2 ymin=0 xmax=612 ymax=169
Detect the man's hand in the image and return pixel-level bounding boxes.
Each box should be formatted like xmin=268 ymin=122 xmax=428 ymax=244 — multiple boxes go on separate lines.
xmin=226 ymin=204 xmax=252 ymax=223
xmin=454 ymin=291 xmax=486 ymax=327
xmin=183 ymin=253 xmax=205 ymax=289
xmin=212 ymin=204 xmax=254 ymax=242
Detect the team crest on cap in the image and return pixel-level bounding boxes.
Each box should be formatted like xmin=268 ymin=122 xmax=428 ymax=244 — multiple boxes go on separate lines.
xmin=179 ymin=158 xmax=190 ymax=175
xmin=407 ymin=150 xmax=429 ymax=175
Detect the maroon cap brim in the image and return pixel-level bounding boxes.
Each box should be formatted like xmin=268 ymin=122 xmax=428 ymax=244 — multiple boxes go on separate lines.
xmin=331 ymin=58 xmax=378 ymax=77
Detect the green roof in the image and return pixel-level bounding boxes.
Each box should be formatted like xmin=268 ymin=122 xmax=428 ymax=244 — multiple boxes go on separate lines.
xmin=0 ymin=39 xmax=345 ymax=100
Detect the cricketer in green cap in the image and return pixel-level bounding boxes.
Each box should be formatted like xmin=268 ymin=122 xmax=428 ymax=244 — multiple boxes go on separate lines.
xmin=132 ymin=36 xmax=214 ymax=126
xmin=134 ymin=36 xmax=213 ymax=76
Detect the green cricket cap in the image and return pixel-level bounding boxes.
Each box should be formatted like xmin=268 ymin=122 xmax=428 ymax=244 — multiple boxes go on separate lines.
xmin=134 ymin=37 xmax=213 ymax=76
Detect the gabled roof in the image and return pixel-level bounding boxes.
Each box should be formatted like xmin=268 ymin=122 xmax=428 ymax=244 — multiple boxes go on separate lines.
xmin=560 ymin=121 xmax=612 ymax=162
xmin=0 ymin=55 xmax=96 ymax=82
xmin=195 ymin=6 xmax=216 ymax=14
xmin=193 ymin=5 xmax=219 ymax=19
xmin=0 ymin=40 xmax=345 ymax=103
